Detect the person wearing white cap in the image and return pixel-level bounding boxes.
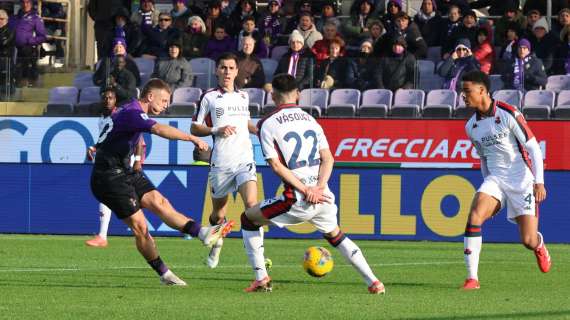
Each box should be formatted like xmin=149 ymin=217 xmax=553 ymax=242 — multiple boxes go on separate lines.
xmin=529 ymin=17 xmax=558 ymax=74
xmin=269 ymin=30 xmax=315 ymax=90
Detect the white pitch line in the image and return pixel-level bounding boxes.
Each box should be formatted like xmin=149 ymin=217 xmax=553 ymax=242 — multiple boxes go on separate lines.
xmin=0 ymin=261 xmax=472 ymax=274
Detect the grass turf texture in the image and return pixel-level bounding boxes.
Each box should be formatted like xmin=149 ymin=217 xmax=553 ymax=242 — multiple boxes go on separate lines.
xmin=0 ymin=235 xmax=569 ymax=320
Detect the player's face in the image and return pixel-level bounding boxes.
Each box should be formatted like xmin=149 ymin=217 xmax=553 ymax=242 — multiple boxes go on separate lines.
xmin=148 ymin=89 xmax=171 ymax=114
xmin=461 ymin=81 xmax=485 ymax=108
xmin=216 ymin=59 xmax=238 ymax=88
xmin=103 ymin=91 xmax=116 ymax=109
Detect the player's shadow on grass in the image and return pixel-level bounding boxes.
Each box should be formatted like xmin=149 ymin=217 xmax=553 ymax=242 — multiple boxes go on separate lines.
xmin=399 ymin=310 xmax=570 ymax=320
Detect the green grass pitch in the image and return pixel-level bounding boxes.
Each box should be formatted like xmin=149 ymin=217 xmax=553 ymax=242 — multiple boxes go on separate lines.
xmin=0 ymin=235 xmax=569 ymax=320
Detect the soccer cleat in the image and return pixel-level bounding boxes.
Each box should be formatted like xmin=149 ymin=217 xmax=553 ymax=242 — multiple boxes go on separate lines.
xmin=85 ymin=235 xmax=108 ymax=248
xmin=206 ymin=238 xmax=223 ymax=268
xmin=462 ymin=278 xmax=480 ymax=290
xmin=200 ymin=220 xmax=235 ymax=248
xmin=159 ymin=270 xmax=187 ymax=286
xmin=534 ymin=234 xmax=552 ymax=273
xmin=244 ymin=276 xmax=272 ymax=292
xmin=368 ymin=280 xmax=386 ymax=294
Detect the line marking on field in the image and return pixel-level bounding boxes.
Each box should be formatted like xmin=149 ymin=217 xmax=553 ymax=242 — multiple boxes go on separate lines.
xmin=0 ymin=261 xmax=488 ymax=274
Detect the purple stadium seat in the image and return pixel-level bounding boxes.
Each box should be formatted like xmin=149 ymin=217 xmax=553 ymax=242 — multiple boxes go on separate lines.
xmin=45 ymin=86 xmax=79 ymax=115
xmin=555 ymin=90 xmax=570 ymax=118
xmin=327 ymin=88 xmax=361 ymax=118
xmin=260 ymin=58 xmax=278 ymax=82
xmin=73 ymin=71 xmax=94 ymax=90
xmin=493 ymin=89 xmax=523 ymax=109
xmin=426 ymin=46 xmax=441 ymax=64
xmin=424 ymin=89 xmax=456 ymax=118
xmin=489 ymin=74 xmax=504 ymax=93
xmin=359 ymin=89 xmax=392 ymax=117
xmin=243 ymin=87 xmax=265 ymax=117
xmin=190 ymin=58 xmax=216 ymax=89
xmin=270 ymin=46 xmax=289 ymax=61
xmin=167 ymin=87 xmax=202 ymax=117
xmin=299 ymin=88 xmax=329 ymax=118
xmin=546 ymin=75 xmax=570 ymax=93
xmin=523 ymin=90 xmax=554 ymax=119
xmin=391 ymin=89 xmax=425 ymax=118
xmin=75 ymin=86 xmax=101 ymax=115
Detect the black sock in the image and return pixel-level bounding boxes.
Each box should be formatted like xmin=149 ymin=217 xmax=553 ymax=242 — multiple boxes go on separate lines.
xmin=182 ymin=220 xmax=201 ymax=237
xmin=147 ymin=256 xmax=169 ymax=276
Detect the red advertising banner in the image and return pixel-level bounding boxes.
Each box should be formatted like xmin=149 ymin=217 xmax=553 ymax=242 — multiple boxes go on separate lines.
xmin=319 ymin=119 xmax=570 ymax=170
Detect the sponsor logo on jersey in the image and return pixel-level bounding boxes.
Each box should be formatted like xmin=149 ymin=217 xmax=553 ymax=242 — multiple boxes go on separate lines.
xmin=215 ymin=107 xmax=224 ymax=118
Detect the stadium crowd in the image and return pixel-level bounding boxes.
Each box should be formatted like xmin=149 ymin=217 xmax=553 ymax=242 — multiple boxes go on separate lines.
xmin=5 ymin=0 xmax=570 ymax=115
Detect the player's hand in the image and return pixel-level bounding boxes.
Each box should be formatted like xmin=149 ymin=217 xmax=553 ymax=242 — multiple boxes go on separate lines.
xmin=304 ymin=186 xmax=332 ymax=204
xmin=133 ymin=161 xmax=143 ymax=172
xmin=87 ymin=146 xmax=96 ymax=161
xmin=193 ymin=138 xmax=209 ymax=151
xmin=217 ymin=125 xmax=237 ymax=137
xmin=534 ymin=183 xmax=547 ymax=203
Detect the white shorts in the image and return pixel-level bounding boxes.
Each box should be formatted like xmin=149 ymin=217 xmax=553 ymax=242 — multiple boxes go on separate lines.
xmin=259 ymin=190 xmax=338 ymax=234
xmin=209 ymin=162 xmax=257 ymax=198
xmin=478 ymin=175 xmax=537 ymax=224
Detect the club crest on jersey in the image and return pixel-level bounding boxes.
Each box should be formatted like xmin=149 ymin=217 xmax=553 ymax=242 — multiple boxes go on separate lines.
xmin=472 ymin=123 xmax=478 ymax=128
xmin=495 ymin=117 xmax=501 ymax=124
xmin=240 ymin=93 xmax=246 ymax=100
xmin=140 ymin=113 xmax=149 ymax=120
xmin=215 ymin=107 xmax=224 ymax=118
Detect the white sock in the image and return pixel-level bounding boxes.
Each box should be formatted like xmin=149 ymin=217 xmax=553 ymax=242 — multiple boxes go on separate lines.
xmin=242 ymin=227 xmax=267 ymax=281
xmin=98 ymin=203 xmax=112 ymax=240
xmin=464 ymin=236 xmax=482 ymax=280
xmin=335 ymin=237 xmax=378 ymax=286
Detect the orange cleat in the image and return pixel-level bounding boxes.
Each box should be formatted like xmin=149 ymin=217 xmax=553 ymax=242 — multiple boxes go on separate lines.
xmin=534 ymin=244 xmax=552 ymax=273
xmin=85 ymin=235 xmax=108 ymax=248
xmin=462 ymin=278 xmax=480 ymax=290
xmin=244 ymin=276 xmax=272 ymax=293
xmin=368 ymin=280 xmax=386 ymax=294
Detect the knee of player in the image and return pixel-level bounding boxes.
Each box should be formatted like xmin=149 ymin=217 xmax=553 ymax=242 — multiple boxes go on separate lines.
xmin=152 ymin=194 xmax=170 ymax=208
xmin=131 ymin=221 xmax=149 ymax=237
xmin=244 ymin=199 xmax=257 ymax=209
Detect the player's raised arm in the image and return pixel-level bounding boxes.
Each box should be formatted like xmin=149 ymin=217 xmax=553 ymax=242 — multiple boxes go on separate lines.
xmin=151 ymin=123 xmax=208 ymax=150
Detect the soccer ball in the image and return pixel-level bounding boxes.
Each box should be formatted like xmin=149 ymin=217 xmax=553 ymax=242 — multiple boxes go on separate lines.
xmin=303 ymin=246 xmax=333 ymax=277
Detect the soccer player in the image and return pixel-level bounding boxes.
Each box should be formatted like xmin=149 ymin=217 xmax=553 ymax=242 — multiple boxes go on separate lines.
xmin=460 ymin=70 xmax=551 ymax=290
xmin=90 ymin=79 xmax=234 ymax=286
xmin=191 ymin=52 xmax=258 ymax=268
xmin=239 ymin=74 xmax=385 ymax=294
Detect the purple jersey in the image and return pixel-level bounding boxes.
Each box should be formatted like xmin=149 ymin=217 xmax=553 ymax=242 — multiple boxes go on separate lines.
xmin=94 ymin=99 xmax=156 ymax=171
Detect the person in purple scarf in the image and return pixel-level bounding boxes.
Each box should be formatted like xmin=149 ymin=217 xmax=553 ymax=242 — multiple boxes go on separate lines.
xmin=502 ymin=38 xmax=547 ymax=91
xmin=258 ymin=0 xmax=285 ymax=49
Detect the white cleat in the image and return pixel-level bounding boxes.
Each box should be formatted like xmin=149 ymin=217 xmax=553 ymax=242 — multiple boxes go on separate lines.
xmin=160 ymin=270 xmax=187 ymax=286
xmin=199 ymin=220 xmax=235 ymax=248
xmin=206 ymin=238 xmax=224 ymax=269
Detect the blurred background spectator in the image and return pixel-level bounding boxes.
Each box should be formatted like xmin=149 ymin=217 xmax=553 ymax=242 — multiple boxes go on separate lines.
xmin=438 ymin=38 xmax=479 ymax=91
xmin=204 ymin=24 xmax=235 ymax=60
xmin=502 ymin=38 xmax=547 ymax=91
xmin=0 ymin=9 xmax=14 ymax=96
xmin=413 ymin=0 xmax=444 ymax=47
xmin=236 ymin=35 xmax=265 ymax=88
xmin=473 ymin=28 xmax=494 ymax=74
xmin=272 ymin=30 xmax=314 ymax=90
xmin=152 ymin=39 xmax=192 ymax=91
xmin=376 ymin=36 xmax=416 ymax=91
xmin=180 ymin=15 xmax=208 ymax=59
xmin=315 ymin=37 xmax=356 ymax=89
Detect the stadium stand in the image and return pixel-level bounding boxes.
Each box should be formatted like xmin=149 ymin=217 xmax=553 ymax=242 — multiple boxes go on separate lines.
xmin=523 ymin=90 xmax=555 ymax=119
xmin=44 ymin=86 xmax=78 ymax=116
xmin=391 ymin=89 xmax=425 ymax=118
xmin=327 ymin=88 xmax=360 ymax=118
xmin=167 ymin=87 xmax=202 ymax=117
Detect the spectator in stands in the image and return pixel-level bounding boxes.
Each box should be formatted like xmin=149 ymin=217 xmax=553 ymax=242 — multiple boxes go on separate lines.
xmin=414 ymin=0 xmax=444 ymax=47
xmin=258 ymin=0 xmax=285 ymax=49
xmin=315 ymin=37 xmax=357 ymax=90
xmin=496 ymin=23 xmax=521 ymax=74
xmin=390 ymin=12 xmax=427 ymax=59
xmin=204 ymin=0 xmax=227 ymax=38
xmin=88 ymin=0 xmax=127 ymax=59
xmin=494 ymin=2 xmax=527 ymax=47
xmin=284 ymin=0 xmax=312 ymax=35
xmin=311 ymin=22 xmax=345 ymax=66
xmin=220 ymin=0 xmax=237 ymax=18
xmin=443 ymin=10 xmax=479 ymax=59
xmin=11 ymin=0 xmax=46 ymax=87
xmin=552 ymin=25 xmax=570 ymax=75
xmin=236 ymin=36 xmax=265 ymax=88
xmin=438 ymin=38 xmax=480 ymax=91
xmin=296 ymin=13 xmax=322 ymax=49
xmin=469 ymin=0 xmax=520 ymax=16
xmin=236 ymin=15 xmax=268 ymax=58
xmin=552 ymin=8 xmax=570 ymax=39
xmin=152 ymin=39 xmax=192 ymax=91
xmin=525 ymin=9 xmax=541 ymax=36
xmin=436 ymin=0 xmax=469 ymax=16
xmin=473 ymin=28 xmax=494 ymax=74
xmin=440 ymin=5 xmax=462 ymax=55
xmin=530 ymin=17 xmax=558 ymax=74
xmin=344 ymin=0 xmax=380 ymax=46
xmin=502 ymin=38 xmax=547 ymax=90
xmin=355 ymin=40 xmax=379 ymax=90
xmin=171 ymin=0 xmax=199 ymax=31
xmin=105 ymin=7 xmax=143 ymax=57
xmin=144 ymin=12 xmax=180 ymax=59
xmin=315 ymin=0 xmax=341 ymax=32
xmin=228 ymin=0 xmax=259 ymax=37
xmin=204 ymin=24 xmax=235 ymax=60
xmin=382 ymin=0 xmax=403 ymax=33
xmin=523 ymin=0 xmax=570 ymax=16
xmin=131 ymin=0 xmax=159 ymax=35
xmin=376 ymin=36 xmax=416 ymax=91
xmin=181 ymin=15 xmax=209 ymax=59
xmin=271 ymin=30 xmax=314 ymax=90
xmin=94 ymin=54 xmax=137 ymax=105
xmin=371 ymin=21 xmax=391 ymax=57
xmin=0 ymin=9 xmax=14 ymax=96
xmin=94 ymin=38 xmax=141 ymax=87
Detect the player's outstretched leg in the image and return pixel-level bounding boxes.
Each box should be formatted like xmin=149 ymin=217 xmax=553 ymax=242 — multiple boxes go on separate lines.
xmin=241 ymin=212 xmax=271 ymax=292
xmin=324 ymin=228 xmax=384 ymax=294
xmin=463 ymin=223 xmax=482 ymax=290
xmin=124 ymin=210 xmax=186 ymax=286
xmin=85 ymin=203 xmax=112 ymax=247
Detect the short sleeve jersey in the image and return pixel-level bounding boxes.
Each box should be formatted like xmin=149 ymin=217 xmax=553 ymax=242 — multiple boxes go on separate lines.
xmin=94 ymin=99 xmax=156 ymax=171
xmin=258 ymin=104 xmax=329 ymax=186
xmin=194 ymin=87 xmax=253 ymax=168
xmin=465 ymin=100 xmax=536 ymax=188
